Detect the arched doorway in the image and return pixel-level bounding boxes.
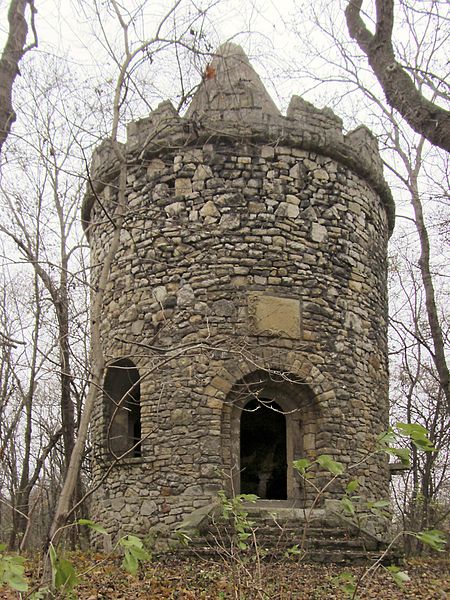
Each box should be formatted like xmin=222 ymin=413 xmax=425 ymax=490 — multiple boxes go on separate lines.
xmin=240 ymin=399 xmax=287 ymax=500
xmin=225 ymin=369 xmax=319 ymax=504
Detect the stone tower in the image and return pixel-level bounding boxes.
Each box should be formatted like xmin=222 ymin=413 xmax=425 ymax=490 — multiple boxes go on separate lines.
xmin=83 ymin=43 xmax=395 ymax=545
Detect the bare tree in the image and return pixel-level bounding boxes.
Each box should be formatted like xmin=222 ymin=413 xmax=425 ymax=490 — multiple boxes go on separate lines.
xmin=0 ymin=56 xmax=91 ymax=548
xmin=389 ymin=254 xmax=449 ymax=551
xmin=345 ymin=0 xmax=450 ymax=153
xmin=388 ymin=137 xmax=450 ymax=412
xmin=0 ymin=65 xmax=87 ymax=473
xmin=0 ymin=0 xmax=37 ymax=155
xmin=0 ymin=265 xmax=65 ymax=549
xmin=0 ymin=0 xmax=216 ymax=560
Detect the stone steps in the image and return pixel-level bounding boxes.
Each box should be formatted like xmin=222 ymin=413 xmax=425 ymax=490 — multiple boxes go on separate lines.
xmin=174 ymin=506 xmax=392 ymax=563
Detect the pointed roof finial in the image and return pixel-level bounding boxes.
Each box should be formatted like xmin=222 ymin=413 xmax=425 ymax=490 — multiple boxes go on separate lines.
xmin=186 ymin=42 xmax=281 ymax=122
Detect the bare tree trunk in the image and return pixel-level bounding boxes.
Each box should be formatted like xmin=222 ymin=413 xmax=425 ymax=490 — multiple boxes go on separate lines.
xmin=8 ymin=379 xmax=33 ymax=549
xmin=0 ymin=0 xmax=37 ymax=154
xmin=57 ymin=297 xmax=75 ymax=471
xmin=18 ymin=428 xmax=62 ymax=551
xmin=52 ymin=157 xmax=76 ymax=472
xmin=406 ymin=144 xmax=450 ymax=413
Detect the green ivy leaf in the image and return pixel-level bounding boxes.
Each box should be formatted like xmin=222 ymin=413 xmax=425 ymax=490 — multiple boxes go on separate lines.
xmin=0 ymin=552 xmax=29 ymax=593
xmin=49 ymin=544 xmax=78 ymax=592
xmin=396 ymin=422 xmax=427 ymax=437
xmin=293 ymin=458 xmax=311 ymax=475
xmin=413 ymin=529 xmax=447 ymax=552
xmin=396 ymin=422 xmax=436 ymax=452
xmin=386 ymin=565 xmax=410 ymax=587
xmin=385 ymin=446 xmax=410 ymax=466
xmin=120 ymin=534 xmax=142 ymax=548
xmin=366 ymin=499 xmax=390 ymax=519
xmin=119 ymin=535 xmax=150 ymax=575
xmin=317 ymin=454 xmax=344 ymax=475
xmin=412 ymin=437 xmax=437 ymax=452
xmin=55 ymin=558 xmax=77 ymax=591
xmin=77 ymin=519 xmax=108 ymax=534
xmin=367 ymin=500 xmax=389 ymax=509
xmin=377 ymin=428 xmax=396 ymax=448
xmin=341 ymin=496 xmax=356 ymax=516
xmin=129 ymin=545 xmax=149 ymax=560
xmin=239 ymin=494 xmax=258 ymax=503
xmin=346 ymin=479 xmax=359 ymax=494
xmin=123 ymin=549 xmax=138 ymax=575
xmin=5 ymin=574 xmax=28 ymax=592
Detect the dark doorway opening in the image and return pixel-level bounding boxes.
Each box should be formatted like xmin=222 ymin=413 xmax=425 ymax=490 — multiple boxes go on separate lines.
xmin=240 ymin=399 xmax=287 ymax=499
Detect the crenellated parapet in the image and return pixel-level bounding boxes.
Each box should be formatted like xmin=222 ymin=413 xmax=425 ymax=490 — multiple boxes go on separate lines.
xmin=83 ymin=43 xmax=394 ymax=234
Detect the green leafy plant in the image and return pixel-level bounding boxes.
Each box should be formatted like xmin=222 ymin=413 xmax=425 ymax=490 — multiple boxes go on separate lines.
xmin=385 ymin=565 xmax=411 ymax=587
xmin=0 ymin=543 xmax=29 ymax=592
xmin=119 ymin=534 xmax=151 ymax=575
xmin=218 ymin=490 xmax=258 ymax=550
xmin=412 ymin=529 xmax=447 ymax=552
xmin=395 ymin=422 xmax=436 ymax=452
xmin=214 ymin=490 xmax=270 ymax=598
xmin=40 ymin=518 xmax=151 ymax=597
xmin=290 ymin=428 xmax=446 ymax=599
xmin=340 ymin=479 xmax=360 ymax=517
xmin=44 ymin=518 xmax=109 ymax=596
xmin=49 ymin=543 xmax=78 ymax=596
xmin=333 ymin=572 xmax=357 ymax=598
xmin=316 ymin=454 xmax=344 ymax=475
xmin=377 ymin=421 xmax=436 ymax=467
xmin=77 ymin=518 xmax=108 ymax=535
xmin=285 ymin=543 xmax=302 ymax=557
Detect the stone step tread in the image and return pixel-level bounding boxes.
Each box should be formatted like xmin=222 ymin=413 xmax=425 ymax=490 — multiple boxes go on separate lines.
xmin=193 ymin=535 xmax=383 ymax=548
xmin=172 ymin=545 xmax=384 ymax=563
xmin=207 ymin=524 xmax=372 ymax=539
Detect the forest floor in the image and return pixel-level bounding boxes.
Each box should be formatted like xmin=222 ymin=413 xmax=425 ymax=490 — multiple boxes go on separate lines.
xmin=1 ymin=553 xmax=449 ymax=599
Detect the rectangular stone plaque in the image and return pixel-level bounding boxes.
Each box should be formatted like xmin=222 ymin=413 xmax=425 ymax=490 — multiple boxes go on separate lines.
xmin=247 ymin=293 xmax=301 ymax=339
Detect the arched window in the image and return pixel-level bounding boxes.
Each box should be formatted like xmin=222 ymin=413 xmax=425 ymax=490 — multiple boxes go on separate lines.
xmin=103 ymin=359 xmax=141 ymax=457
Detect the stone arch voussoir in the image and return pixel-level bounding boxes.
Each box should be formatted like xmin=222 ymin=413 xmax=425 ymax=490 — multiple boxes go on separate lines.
xmin=209 ymin=352 xmax=336 ymax=410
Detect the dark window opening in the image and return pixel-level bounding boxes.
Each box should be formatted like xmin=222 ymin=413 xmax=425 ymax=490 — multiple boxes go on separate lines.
xmin=240 ymin=398 xmax=287 ymax=499
xmin=104 ymin=359 xmax=141 ymax=457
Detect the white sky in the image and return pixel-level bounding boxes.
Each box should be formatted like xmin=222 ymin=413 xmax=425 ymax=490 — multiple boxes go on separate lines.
xmin=0 ymin=0 xmax=303 ymax=109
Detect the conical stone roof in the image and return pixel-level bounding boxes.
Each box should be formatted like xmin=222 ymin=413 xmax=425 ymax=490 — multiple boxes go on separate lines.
xmin=186 ymin=42 xmax=281 ymax=122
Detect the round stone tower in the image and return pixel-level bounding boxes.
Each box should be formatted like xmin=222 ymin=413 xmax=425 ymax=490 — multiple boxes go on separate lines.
xmin=83 ymin=43 xmax=395 ymax=541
